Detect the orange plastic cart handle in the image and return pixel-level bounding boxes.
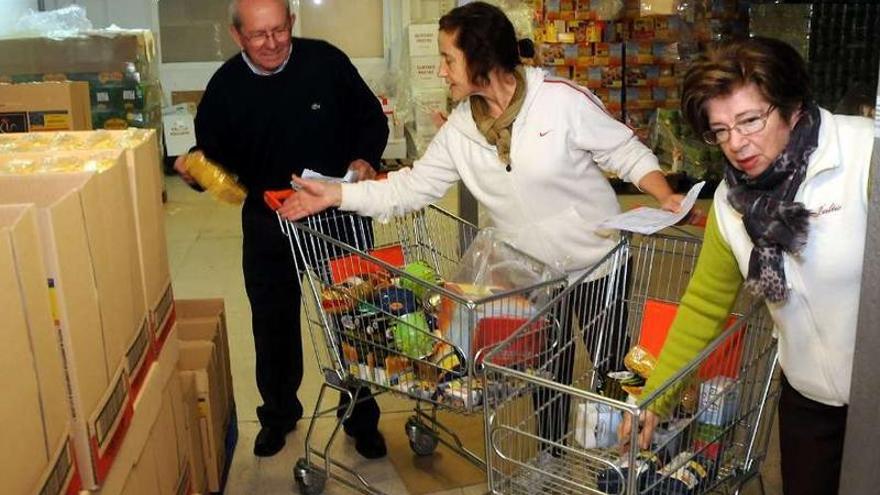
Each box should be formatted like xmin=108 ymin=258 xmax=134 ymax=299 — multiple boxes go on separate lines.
xmin=264 ymin=189 xmax=294 ymax=211
xmin=263 ymin=172 xmax=390 ymax=211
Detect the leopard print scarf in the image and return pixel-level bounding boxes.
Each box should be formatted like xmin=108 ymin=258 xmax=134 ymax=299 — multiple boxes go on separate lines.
xmin=725 ymin=104 xmax=821 ymax=303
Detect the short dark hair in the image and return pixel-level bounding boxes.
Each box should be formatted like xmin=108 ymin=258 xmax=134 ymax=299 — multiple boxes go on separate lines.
xmin=439 ymin=2 xmax=520 ymax=86
xmin=681 ymin=37 xmax=813 ymax=136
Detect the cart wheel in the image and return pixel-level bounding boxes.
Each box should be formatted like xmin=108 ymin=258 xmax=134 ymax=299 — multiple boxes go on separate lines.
xmin=409 ymin=428 xmax=439 ymax=456
xmin=294 ymin=458 xmax=326 ymax=495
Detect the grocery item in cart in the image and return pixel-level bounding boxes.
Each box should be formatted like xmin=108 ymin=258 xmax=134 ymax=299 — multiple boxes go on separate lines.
xmin=650 ymin=451 xmax=716 ymax=494
xmin=574 ymin=402 xmax=622 ymax=448
xmin=183 ymin=150 xmax=247 ymax=204
xmin=400 ymin=260 xmax=441 ymax=300
xmin=438 ymin=379 xmax=482 ymax=408
xmin=391 ymin=312 xmax=434 ymax=358
xmin=696 ymin=376 xmax=740 ymax=426
xmin=624 ymin=344 xmax=658 ymax=378
xmin=438 ymin=283 xmax=537 ymax=361
xmin=597 ymin=450 xmax=665 ymax=494
xmin=373 ymin=287 xmax=419 ymax=316
xmin=323 ymin=272 xmax=391 ymax=314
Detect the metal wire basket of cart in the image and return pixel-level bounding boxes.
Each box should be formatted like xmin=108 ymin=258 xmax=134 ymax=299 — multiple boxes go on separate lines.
xmin=265 ymin=190 xmax=567 ymax=495
xmin=482 ymin=231 xmax=780 ymax=495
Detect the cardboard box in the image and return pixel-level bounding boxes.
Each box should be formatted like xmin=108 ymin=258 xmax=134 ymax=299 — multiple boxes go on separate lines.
xmin=409 ymin=56 xmax=444 ymax=88
xmin=178 ymin=373 xmax=208 ymax=494
xmin=0 ymin=130 xmax=172 ymax=350
xmin=177 ymin=318 xmax=233 ymax=423
xmin=166 ymin=373 xmax=196 ymax=494
xmin=96 ymin=324 xmax=181 ymax=494
xmin=0 ymin=205 xmax=75 ymax=494
xmin=162 ymin=103 xmax=197 ymax=157
xmin=121 ymin=437 xmax=162 ymax=495
xmin=0 ymin=31 xmax=158 ymax=84
xmin=408 ymin=23 xmax=440 ymax=57
xmin=0 ymin=82 xmax=92 ymax=132
xmin=0 ymin=153 xmax=146 ymax=375
xmin=171 ymin=90 xmax=205 ymax=107
xmin=152 ymin=385 xmax=185 ymax=495
xmin=176 ymin=298 xmax=235 ymax=418
xmin=178 ymin=341 xmax=227 ymax=493
xmin=0 ymin=165 xmax=144 ymax=489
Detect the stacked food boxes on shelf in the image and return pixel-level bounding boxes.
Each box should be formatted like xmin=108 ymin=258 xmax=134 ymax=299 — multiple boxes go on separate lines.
xmin=531 ymin=0 xmax=746 ymax=147
xmin=0 ymin=30 xmax=163 ymax=139
xmin=0 ymin=130 xmax=235 ymax=494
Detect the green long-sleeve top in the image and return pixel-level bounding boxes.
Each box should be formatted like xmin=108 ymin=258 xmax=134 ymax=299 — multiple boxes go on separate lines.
xmin=639 ymin=206 xmax=744 ymax=416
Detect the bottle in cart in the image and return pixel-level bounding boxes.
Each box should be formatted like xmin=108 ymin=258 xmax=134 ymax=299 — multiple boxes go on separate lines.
xmin=596 ymin=450 xmax=664 ymax=494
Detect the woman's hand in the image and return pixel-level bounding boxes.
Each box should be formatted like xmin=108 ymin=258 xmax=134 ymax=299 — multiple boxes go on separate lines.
xmin=277 ymin=176 xmax=342 ymax=221
xmin=659 ymin=193 xmax=685 ymax=213
xmin=618 ymin=410 xmax=661 ymax=454
xmin=347 ymin=159 xmax=377 ymax=182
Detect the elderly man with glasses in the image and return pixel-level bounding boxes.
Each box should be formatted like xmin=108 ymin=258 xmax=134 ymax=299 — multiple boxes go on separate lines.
xmin=174 ymin=0 xmax=388 ymax=459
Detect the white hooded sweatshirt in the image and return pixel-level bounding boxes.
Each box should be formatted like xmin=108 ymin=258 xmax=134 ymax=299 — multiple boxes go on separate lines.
xmin=341 ymin=67 xmax=660 ymax=273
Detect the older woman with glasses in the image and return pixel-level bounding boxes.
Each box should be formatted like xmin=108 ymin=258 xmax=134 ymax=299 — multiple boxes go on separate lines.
xmin=620 ymin=37 xmax=874 ymax=494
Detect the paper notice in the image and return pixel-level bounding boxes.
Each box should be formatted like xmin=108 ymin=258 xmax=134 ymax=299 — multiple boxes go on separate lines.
xmin=293 ymin=168 xmax=358 ymax=189
xmin=600 ymin=181 xmax=705 ymax=234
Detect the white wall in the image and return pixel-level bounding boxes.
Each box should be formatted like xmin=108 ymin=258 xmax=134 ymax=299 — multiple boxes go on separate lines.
xmin=0 ymin=0 xmax=39 ymax=36
xmin=38 ymin=0 xmax=435 ymax=99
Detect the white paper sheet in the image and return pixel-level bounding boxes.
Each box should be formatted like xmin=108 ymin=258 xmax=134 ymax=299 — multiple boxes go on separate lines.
xmin=600 ymin=181 xmax=705 ymax=234
xmin=293 ymin=168 xmax=358 ymax=189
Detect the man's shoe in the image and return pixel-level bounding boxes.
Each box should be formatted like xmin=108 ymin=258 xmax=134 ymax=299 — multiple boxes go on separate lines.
xmin=353 ymin=429 xmax=387 ymax=459
xmin=254 ymin=425 xmax=293 ymax=457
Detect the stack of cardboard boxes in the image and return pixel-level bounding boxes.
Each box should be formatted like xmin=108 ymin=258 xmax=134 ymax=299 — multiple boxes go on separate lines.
xmin=0 ymin=204 xmax=78 ymax=494
xmin=176 ymin=300 xmax=238 ymax=493
xmin=0 ymin=30 xmax=162 ymax=134
xmin=403 ymin=22 xmax=449 ymax=158
xmin=0 ymin=130 xmax=236 ymax=494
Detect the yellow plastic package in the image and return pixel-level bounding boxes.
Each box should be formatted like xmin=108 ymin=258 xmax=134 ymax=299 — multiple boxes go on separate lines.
xmin=184 ymin=150 xmax=247 ymax=205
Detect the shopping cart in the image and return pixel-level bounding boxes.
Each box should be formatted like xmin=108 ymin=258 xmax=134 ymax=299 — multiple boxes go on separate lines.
xmin=482 ymin=232 xmax=780 ymax=495
xmin=265 ymin=190 xmax=566 ymax=494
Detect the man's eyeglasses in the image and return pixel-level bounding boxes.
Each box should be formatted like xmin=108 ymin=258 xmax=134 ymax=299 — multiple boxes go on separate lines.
xmin=241 ymin=23 xmax=291 ymax=47
xmin=702 ymin=106 xmax=776 ymax=145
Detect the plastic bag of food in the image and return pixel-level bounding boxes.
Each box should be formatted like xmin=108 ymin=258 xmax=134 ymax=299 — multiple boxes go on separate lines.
xmin=184 ymin=150 xmax=247 ymax=205
xmin=624 ymin=344 xmax=658 ymax=379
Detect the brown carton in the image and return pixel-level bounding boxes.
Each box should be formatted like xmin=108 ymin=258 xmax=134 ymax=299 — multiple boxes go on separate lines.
xmin=96 ymin=324 xmax=181 ymax=495
xmin=178 ymin=341 xmax=227 ymax=492
xmin=0 ymin=82 xmax=91 ymax=132
xmin=0 ymin=167 xmax=142 ymax=489
xmin=0 ymin=205 xmax=73 ymax=494
xmin=0 ymin=130 xmax=172 ymax=348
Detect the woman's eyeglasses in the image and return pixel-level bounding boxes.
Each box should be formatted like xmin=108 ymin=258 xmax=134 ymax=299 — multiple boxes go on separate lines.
xmin=703 ymin=106 xmax=776 ymax=145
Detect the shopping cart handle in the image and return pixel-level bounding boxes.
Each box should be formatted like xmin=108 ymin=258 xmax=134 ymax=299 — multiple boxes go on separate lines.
xmin=264 ymin=173 xmax=390 ymax=211
xmin=264 ymin=189 xmax=294 ymax=211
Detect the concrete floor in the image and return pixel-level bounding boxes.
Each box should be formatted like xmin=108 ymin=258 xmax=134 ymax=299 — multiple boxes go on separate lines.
xmin=164 ymin=177 xmax=782 ymax=494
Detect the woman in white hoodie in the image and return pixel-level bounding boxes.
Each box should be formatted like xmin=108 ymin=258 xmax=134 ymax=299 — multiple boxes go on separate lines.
xmin=279 ymin=0 xmax=682 ymax=449
xmin=620 ymin=37 xmax=873 ymax=495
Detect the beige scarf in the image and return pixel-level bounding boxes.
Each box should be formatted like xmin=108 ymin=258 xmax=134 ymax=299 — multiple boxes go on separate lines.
xmin=470 ymin=67 xmax=526 ymax=169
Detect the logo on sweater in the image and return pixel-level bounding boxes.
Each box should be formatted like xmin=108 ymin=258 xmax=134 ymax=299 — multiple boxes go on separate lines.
xmin=311 ymin=102 xmax=321 ymax=111
xmin=810 ymin=203 xmax=842 ymax=217
xmin=539 ymin=130 xmax=552 ymax=137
